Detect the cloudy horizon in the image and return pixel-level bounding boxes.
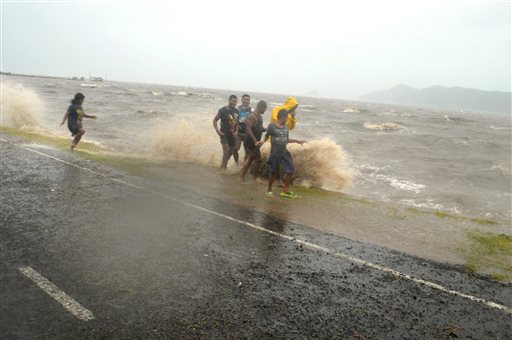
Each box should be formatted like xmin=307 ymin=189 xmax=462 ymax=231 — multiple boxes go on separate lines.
xmin=1 ymin=0 xmax=510 ymax=99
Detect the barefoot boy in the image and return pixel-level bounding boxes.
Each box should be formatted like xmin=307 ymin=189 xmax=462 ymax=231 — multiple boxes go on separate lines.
xmin=262 ymin=109 xmax=305 ymax=197
xmin=60 ymin=92 xmax=97 ymax=151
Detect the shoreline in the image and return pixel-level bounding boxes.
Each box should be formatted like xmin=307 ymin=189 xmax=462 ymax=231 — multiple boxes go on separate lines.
xmin=2 ymin=125 xmax=511 ymax=282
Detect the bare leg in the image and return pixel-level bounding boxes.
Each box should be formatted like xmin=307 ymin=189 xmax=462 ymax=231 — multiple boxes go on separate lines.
xmin=251 ymin=153 xmax=262 ymax=181
xmin=220 ymin=144 xmax=233 ymax=170
xmin=233 ymin=149 xmax=239 ymax=164
xmin=268 ymin=173 xmax=277 ymax=193
xmin=71 ymin=128 xmax=85 ymax=151
xmin=282 ymin=173 xmax=293 ymax=193
xmin=240 ymin=151 xmax=255 ymax=181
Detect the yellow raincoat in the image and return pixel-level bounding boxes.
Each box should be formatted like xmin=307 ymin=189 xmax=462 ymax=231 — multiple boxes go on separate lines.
xmin=270 ymin=97 xmax=299 ymax=130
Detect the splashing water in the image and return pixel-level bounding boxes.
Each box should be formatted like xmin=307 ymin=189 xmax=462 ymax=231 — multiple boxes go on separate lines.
xmin=152 ymin=120 xmax=353 ymax=192
xmin=286 ymin=138 xmax=353 ymax=191
xmin=1 ymin=82 xmax=44 ymax=129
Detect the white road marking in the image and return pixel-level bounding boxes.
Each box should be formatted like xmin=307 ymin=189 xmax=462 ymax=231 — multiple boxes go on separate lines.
xmin=18 ymin=266 xmax=95 ymax=321
xmin=2 ymin=138 xmax=511 ymax=315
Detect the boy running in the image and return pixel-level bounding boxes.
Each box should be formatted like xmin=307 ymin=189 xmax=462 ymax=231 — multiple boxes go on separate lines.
xmin=262 ymin=109 xmax=306 ymax=198
xmin=60 ymin=92 xmax=96 ymax=151
xmin=240 ymin=100 xmax=267 ymax=182
xmin=213 ymin=95 xmax=239 ymax=170
xmin=234 ymin=94 xmax=252 ymax=165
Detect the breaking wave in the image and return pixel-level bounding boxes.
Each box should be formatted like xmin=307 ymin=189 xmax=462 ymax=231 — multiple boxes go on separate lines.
xmin=151 ymin=120 xmax=353 ymax=191
xmin=1 ymin=82 xmax=44 ymax=129
xmin=364 ymin=122 xmax=405 ymax=131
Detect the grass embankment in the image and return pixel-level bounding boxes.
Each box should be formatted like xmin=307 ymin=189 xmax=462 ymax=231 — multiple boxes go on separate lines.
xmin=464 ymin=231 xmax=512 ymax=281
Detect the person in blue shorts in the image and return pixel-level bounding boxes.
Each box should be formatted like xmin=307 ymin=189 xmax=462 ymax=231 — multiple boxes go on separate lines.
xmin=261 ymin=109 xmax=306 ymax=198
xmin=60 ymin=93 xmax=96 ymax=151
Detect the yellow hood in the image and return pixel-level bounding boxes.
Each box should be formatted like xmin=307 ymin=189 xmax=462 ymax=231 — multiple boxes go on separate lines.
xmin=270 ymin=97 xmax=299 ymax=130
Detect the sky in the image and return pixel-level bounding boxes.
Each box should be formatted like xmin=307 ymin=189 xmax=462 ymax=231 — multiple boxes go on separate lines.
xmin=1 ymin=0 xmax=510 ymax=99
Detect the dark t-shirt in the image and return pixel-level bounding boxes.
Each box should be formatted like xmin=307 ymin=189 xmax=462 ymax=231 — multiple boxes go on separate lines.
xmin=67 ymin=104 xmax=84 ymax=128
xmin=265 ymin=123 xmax=289 ymax=158
xmin=237 ymin=105 xmax=252 ymax=133
xmin=218 ymin=106 xmax=239 ymax=134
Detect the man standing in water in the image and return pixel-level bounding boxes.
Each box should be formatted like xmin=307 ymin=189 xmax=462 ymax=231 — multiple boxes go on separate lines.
xmin=213 ymin=95 xmax=239 ymax=170
xmin=233 ymin=94 xmax=252 ymax=165
xmin=240 ymin=100 xmax=267 ymax=182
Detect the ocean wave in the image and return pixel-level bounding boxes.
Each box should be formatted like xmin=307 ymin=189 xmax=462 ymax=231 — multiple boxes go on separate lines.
xmin=490 ymin=165 xmax=511 ymax=176
xmin=343 ymin=108 xmax=360 ymax=113
xmin=443 ymin=115 xmax=472 ymax=122
xmin=152 ymin=120 xmax=353 ymax=192
xmin=1 ymin=82 xmax=44 ymax=129
xmin=369 ymin=174 xmax=426 ymax=193
xmin=173 ymin=91 xmax=193 ymax=97
xmin=398 ymin=199 xmax=449 ymax=212
xmin=489 ymin=125 xmax=509 ymax=130
xmin=363 ymin=122 xmax=405 ymax=131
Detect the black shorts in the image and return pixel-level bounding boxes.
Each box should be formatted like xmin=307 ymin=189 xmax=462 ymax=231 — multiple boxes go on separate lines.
xmin=68 ymin=124 xmax=81 ymax=137
xmin=244 ymin=142 xmax=261 ymax=159
xmin=267 ymin=151 xmax=295 ymax=174
xmin=220 ymin=134 xmax=235 ymax=147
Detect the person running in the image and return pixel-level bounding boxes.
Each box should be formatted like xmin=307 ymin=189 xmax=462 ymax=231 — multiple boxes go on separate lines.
xmin=60 ymin=93 xmax=96 ymax=151
xmin=234 ymin=94 xmax=252 ymax=165
xmin=262 ymin=109 xmax=306 ymax=198
xmin=213 ymin=95 xmax=239 ymax=170
xmin=240 ymin=100 xmax=267 ymax=182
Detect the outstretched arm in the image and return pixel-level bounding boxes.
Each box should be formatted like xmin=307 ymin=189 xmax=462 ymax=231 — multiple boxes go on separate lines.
xmin=288 ymin=138 xmax=306 ymax=145
xmin=83 ymin=113 xmax=97 ymax=119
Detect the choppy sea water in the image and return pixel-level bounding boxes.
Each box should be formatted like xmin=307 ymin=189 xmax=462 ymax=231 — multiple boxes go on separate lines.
xmin=2 ymin=75 xmax=511 ymax=221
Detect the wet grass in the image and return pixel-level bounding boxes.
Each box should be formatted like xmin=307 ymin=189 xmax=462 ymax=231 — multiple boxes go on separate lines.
xmin=1 ymin=125 xmax=173 ymax=177
xmin=1 ymin=126 xmax=501 ymax=228
xmin=405 ymin=207 xmax=498 ymax=226
xmin=0 ymin=126 xmax=103 ymax=153
xmin=463 ymin=230 xmax=512 ymax=281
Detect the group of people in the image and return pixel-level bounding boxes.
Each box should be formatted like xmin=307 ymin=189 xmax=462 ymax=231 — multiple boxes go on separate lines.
xmin=213 ymin=94 xmax=306 ymax=198
xmin=61 ymin=92 xmax=306 ymax=198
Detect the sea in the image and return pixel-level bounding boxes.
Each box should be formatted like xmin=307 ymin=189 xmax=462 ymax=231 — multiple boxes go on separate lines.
xmin=2 ymin=75 xmax=511 ymax=222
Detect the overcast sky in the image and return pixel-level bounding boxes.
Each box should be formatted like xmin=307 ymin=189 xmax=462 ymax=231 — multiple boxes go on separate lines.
xmin=1 ymin=0 xmax=510 ymax=99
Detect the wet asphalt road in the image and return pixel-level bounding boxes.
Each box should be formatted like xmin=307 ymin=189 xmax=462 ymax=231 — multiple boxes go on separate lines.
xmin=0 ymin=134 xmax=511 ymax=339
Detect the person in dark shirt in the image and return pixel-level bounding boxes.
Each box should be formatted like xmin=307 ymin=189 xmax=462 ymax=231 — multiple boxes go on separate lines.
xmin=240 ymin=100 xmax=267 ymax=182
xmin=213 ymin=95 xmax=239 ymax=170
xmin=234 ymin=93 xmax=252 ymax=165
xmin=261 ymin=109 xmax=305 ymax=197
xmin=60 ymin=93 xmax=97 ymax=151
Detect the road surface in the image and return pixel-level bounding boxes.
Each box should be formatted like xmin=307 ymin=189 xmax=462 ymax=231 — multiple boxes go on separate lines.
xmin=1 ymin=134 xmax=511 ymax=339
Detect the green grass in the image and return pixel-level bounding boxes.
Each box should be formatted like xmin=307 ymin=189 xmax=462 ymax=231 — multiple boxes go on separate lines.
xmin=405 ymin=206 xmax=498 ymax=226
xmin=464 ymin=230 xmax=512 ymax=281
xmin=1 ymin=125 xmax=103 ymax=153
xmin=0 ymin=125 xmax=175 ymax=177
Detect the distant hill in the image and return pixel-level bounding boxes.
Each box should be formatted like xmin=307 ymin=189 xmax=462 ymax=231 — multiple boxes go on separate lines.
xmin=359 ymin=85 xmax=511 ymax=114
